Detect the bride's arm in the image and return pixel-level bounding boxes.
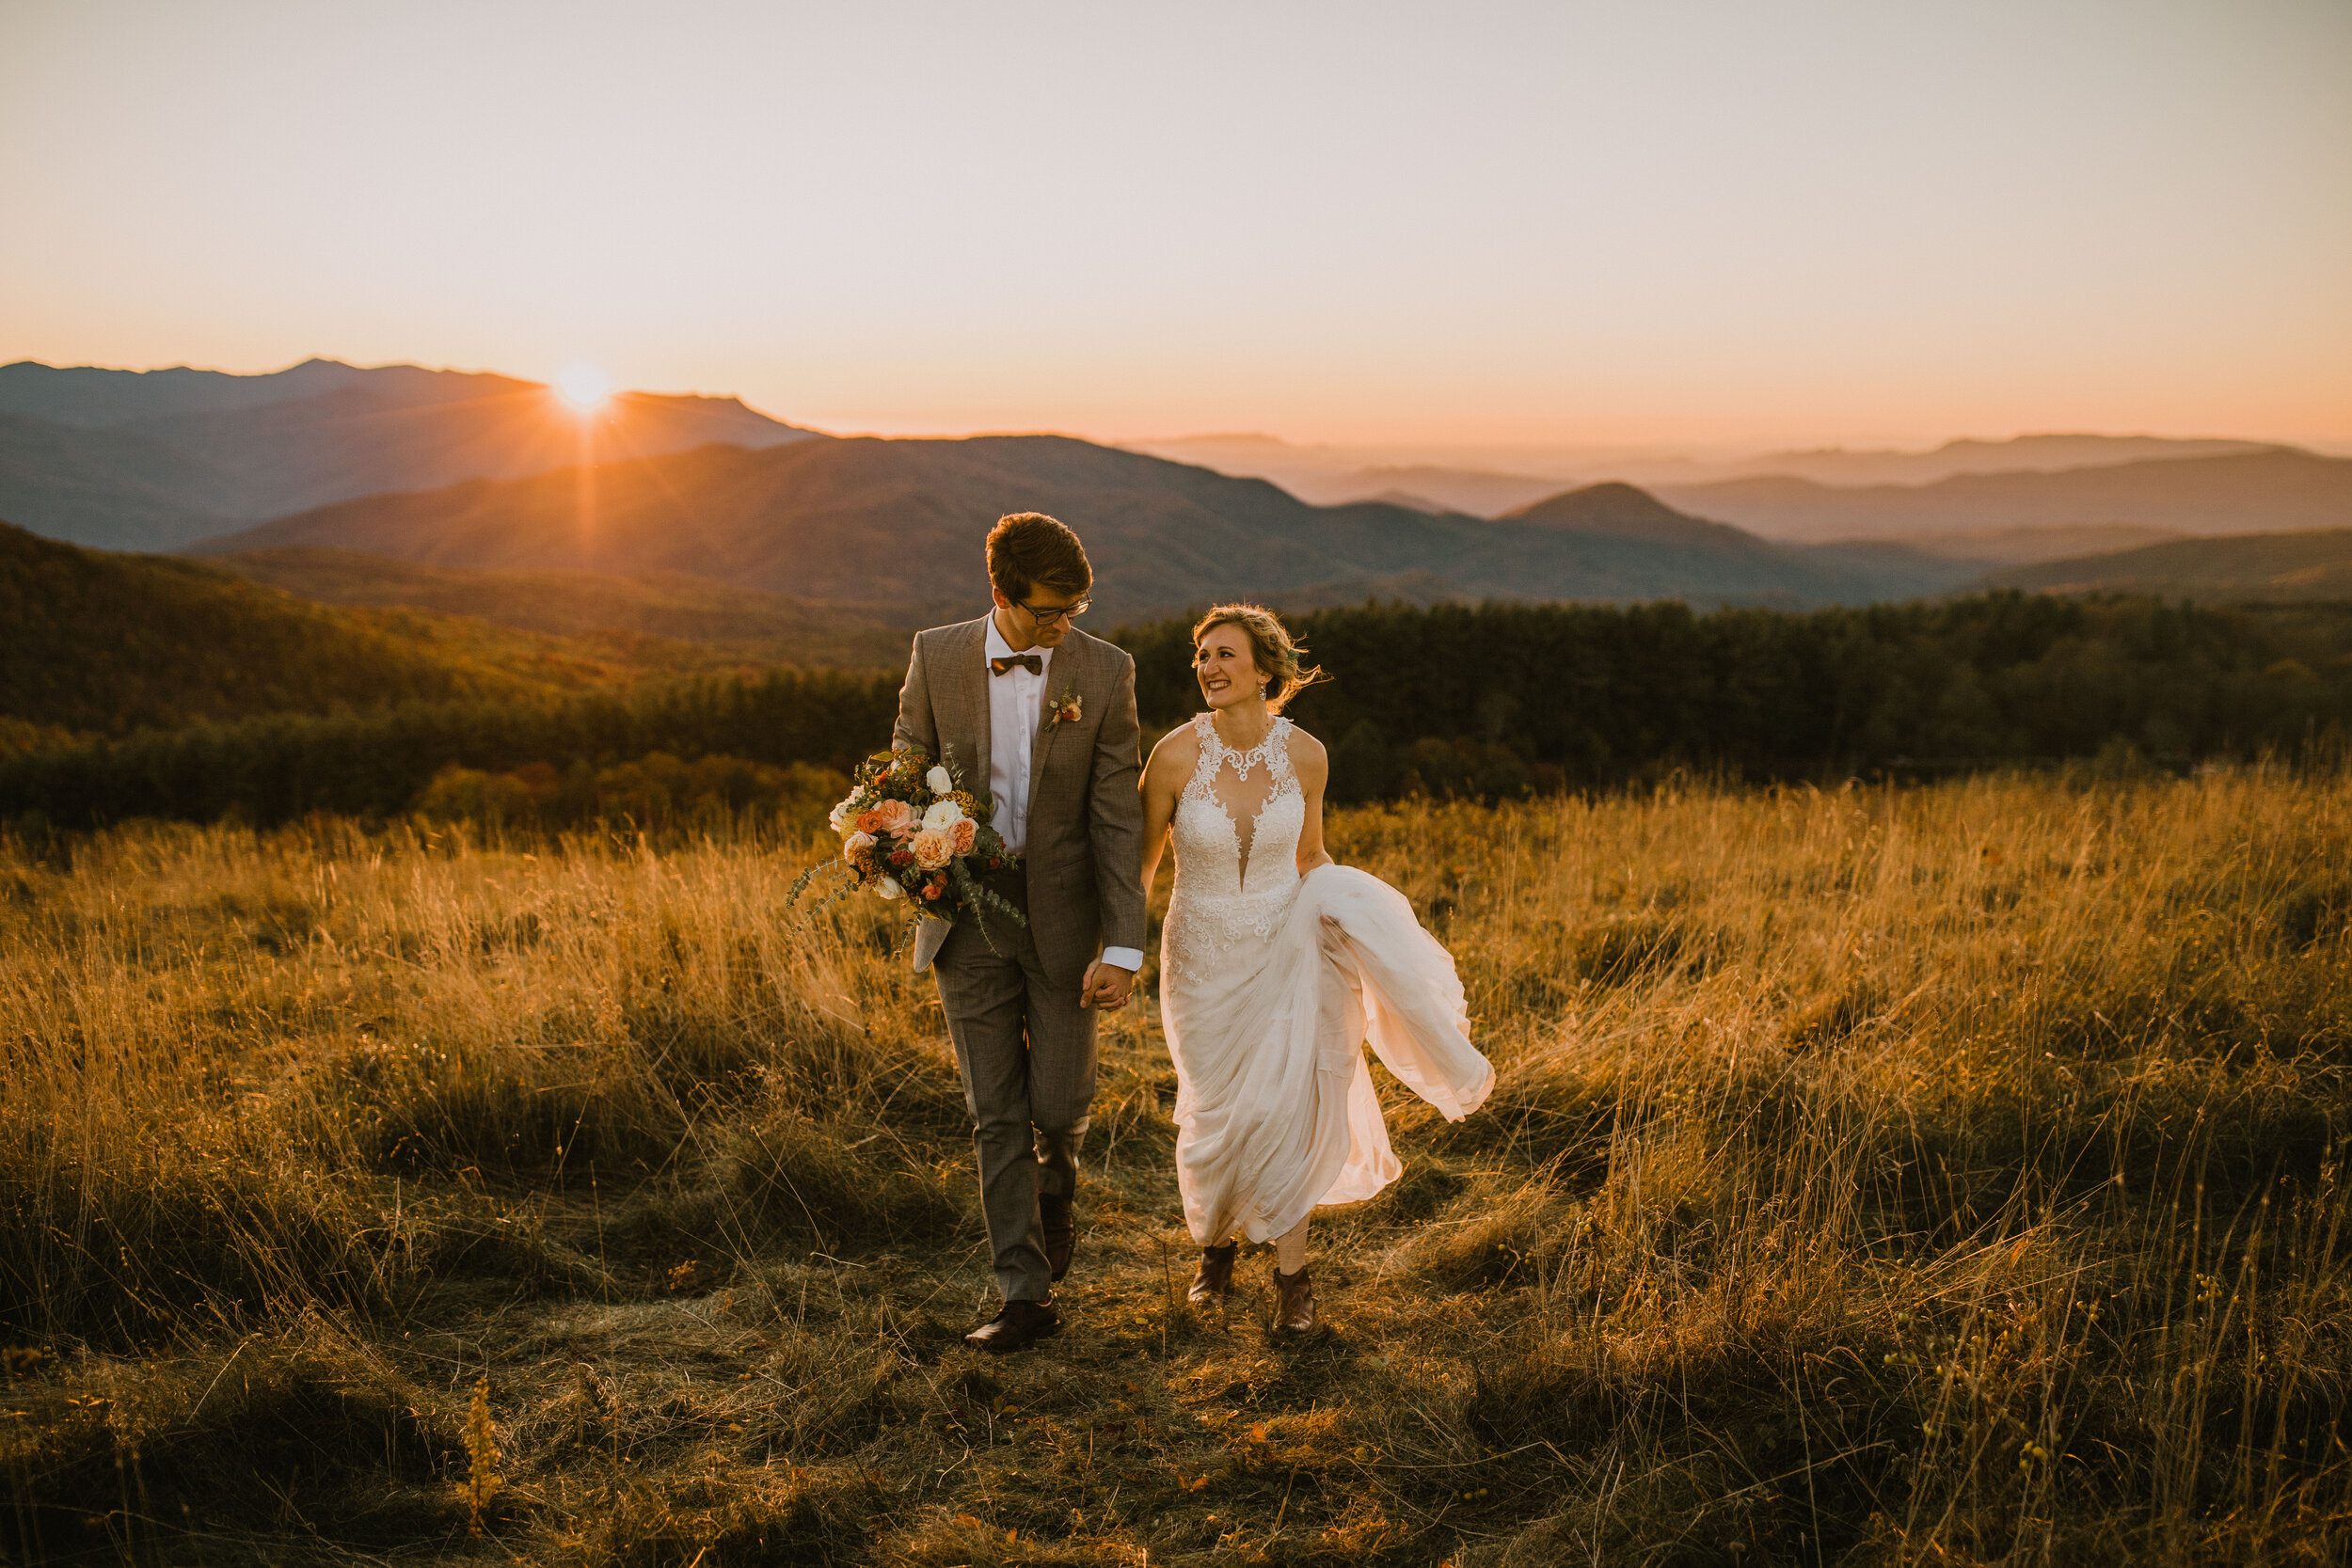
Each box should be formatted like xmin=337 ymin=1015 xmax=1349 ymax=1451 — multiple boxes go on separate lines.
xmin=1137 ymin=727 xmax=1193 ymax=904
xmin=1292 ymin=729 xmax=1334 ymax=875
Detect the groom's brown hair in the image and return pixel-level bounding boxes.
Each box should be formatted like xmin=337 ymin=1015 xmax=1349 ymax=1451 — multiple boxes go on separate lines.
xmin=987 ymin=513 xmax=1092 ymax=603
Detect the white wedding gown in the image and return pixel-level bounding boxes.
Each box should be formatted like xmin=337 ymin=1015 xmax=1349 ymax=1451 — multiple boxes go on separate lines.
xmin=1160 ymin=712 xmax=1495 ymax=1245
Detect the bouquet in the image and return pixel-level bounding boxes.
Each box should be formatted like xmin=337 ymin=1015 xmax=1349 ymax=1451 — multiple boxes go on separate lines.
xmin=787 ymin=746 xmax=1025 ymax=950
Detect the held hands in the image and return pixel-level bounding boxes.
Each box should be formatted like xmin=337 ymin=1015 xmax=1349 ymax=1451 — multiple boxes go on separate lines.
xmin=1080 ymin=958 xmax=1135 ymax=1010
xmin=1318 ymin=913 xmax=1349 ymax=955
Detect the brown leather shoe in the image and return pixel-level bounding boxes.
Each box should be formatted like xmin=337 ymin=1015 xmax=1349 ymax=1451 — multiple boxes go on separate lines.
xmin=1188 ymin=1243 xmax=1238 ymax=1306
xmin=964 ymin=1297 xmax=1061 ymax=1354
xmin=1040 ymin=1194 xmax=1076 ymax=1284
xmin=1272 ymin=1267 xmax=1315 ymax=1334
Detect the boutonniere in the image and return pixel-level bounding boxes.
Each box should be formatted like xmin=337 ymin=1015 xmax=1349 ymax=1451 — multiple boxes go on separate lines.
xmin=1050 ymin=681 xmax=1083 ymax=726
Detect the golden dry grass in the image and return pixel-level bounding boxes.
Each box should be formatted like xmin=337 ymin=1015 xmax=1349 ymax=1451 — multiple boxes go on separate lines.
xmin=4 ymin=770 xmax=2350 ymax=1564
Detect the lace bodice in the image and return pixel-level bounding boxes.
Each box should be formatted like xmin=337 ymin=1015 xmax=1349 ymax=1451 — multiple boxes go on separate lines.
xmin=1164 ymin=713 xmax=1305 ymax=981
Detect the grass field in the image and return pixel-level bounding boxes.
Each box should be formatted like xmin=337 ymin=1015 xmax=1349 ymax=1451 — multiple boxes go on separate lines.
xmin=4 ymin=771 xmax=2350 ymax=1564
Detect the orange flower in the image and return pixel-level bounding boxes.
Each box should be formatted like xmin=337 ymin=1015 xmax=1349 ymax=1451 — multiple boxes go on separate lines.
xmin=950 ymin=818 xmax=977 ymax=855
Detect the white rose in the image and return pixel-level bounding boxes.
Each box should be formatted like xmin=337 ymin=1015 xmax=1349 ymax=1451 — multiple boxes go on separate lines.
xmin=921 ymin=799 xmax=965 ymax=832
xmin=926 ymin=765 xmax=953 ymax=794
xmin=828 ymin=800 xmax=852 ymax=832
xmin=878 ymin=877 xmax=902 ymax=899
xmin=844 ymin=831 xmax=875 ymax=862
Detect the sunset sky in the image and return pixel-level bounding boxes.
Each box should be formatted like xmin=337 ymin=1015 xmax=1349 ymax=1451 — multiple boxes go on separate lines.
xmin=4 ymin=0 xmax=2346 ymax=451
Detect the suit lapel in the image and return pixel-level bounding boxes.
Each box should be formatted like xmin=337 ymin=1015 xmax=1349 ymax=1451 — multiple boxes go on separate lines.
xmin=944 ymin=617 xmax=992 ymax=800
xmin=1025 ymin=633 xmax=1087 ymax=824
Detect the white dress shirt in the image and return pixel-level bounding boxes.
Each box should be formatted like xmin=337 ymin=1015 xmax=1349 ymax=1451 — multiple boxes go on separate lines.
xmin=983 ymin=614 xmax=1140 ymax=974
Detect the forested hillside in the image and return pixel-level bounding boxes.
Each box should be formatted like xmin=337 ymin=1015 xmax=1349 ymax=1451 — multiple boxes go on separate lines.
xmin=0 ymin=520 xmax=542 ymax=735
xmin=205 ymin=546 xmax=929 ymax=668
xmin=1978 ymin=529 xmax=2352 ymax=602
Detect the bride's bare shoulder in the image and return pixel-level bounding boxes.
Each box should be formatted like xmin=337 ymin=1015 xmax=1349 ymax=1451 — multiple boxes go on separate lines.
xmin=1145 ymin=719 xmax=1204 ymax=789
xmin=1289 ymin=728 xmax=1327 ymax=789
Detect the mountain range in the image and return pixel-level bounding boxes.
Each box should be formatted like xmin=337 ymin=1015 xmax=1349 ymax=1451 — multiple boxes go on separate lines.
xmin=0 ymin=357 xmax=820 ymax=549
xmin=1653 ymin=449 xmax=2352 ymax=549
xmin=1684 ymin=433 xmax=2280 ymax=488
xmin=3 ymin=356 xmax=2346 ymax=641
xmin=186 ymin=435 xmax=1968 ymax=620
xmin=1123 ymin=432 xmax=2291 ymax=521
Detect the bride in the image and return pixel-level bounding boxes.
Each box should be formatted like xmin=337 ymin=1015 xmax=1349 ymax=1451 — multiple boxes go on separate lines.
xmin=1138 ymin=604 xmax=1494 ymax=1333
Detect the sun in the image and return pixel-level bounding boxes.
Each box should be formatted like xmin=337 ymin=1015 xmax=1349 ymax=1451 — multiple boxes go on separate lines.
xmin=553 ymin=361 xmax=612 ymax=411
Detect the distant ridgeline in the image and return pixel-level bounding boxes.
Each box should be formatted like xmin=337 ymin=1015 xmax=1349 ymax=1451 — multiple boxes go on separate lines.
xmin=5 ymin=594 xmax=2351 ymax=829
xmin=1119 ymin=594 xmax=2352 ymax=801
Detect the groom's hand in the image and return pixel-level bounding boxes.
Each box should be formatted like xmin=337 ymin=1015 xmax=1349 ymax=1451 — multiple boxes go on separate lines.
xmin=1080 ymin=959 xmax=1134 ymax=1010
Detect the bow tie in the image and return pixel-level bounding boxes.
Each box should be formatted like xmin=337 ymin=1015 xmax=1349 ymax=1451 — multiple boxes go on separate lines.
xmin=990 ymin=654 xmax=1042 ymax=677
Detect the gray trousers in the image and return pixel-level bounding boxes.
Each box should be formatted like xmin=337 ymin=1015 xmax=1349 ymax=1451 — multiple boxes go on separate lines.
xmin=931 ymin=898 xmax=1097 ymax=1303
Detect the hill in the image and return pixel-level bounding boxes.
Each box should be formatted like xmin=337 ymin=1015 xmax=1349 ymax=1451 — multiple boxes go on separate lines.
xmin=0 ymin=358 xmax=825 ymax=549
xmin=1495 ymin=481 xmax=1974 ymax=600
xmin=0 ymin=520 xmax=553 ymax=736
xmin=1504 ymin=481 xmax=1786 ymax=548
xmin=1977 ymin=528 xmax=2352 ymax=602
xmin=1657 ymin=449 xmax=2352 ymax=546
xmin=0 ymin=411 xmax=240 ymax=550
xmin=206 ymin=547 xmax=932 ymax=668
xmin=188 ymin=436 xmax=1931 ymax=618
xmin=1818 ymin=523 xmax=2189 ymax=565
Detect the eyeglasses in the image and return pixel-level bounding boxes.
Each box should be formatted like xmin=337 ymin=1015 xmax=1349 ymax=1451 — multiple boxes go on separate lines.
xmin=1016 ymin=596 xmax=1089 ymax=626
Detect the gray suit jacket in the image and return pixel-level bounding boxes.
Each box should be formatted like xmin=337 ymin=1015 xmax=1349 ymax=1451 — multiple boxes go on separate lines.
xmin=893 ymin=616 xmax=1148 ymax=986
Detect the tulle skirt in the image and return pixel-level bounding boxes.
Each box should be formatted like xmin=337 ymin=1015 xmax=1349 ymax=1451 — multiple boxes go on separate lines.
xmin=1160 ymin=863 xmax=1494 ymax=1245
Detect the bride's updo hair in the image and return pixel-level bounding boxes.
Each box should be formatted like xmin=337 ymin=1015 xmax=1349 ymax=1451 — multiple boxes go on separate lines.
xmin=1190 ymin=603 xmax=1325 ymax=712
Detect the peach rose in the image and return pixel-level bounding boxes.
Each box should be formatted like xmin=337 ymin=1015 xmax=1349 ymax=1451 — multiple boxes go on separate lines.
xmin=911 ymin=828 xmax=954 ymax=869
xmin=843 ymin=831 xmax=876 ymax=863
xmin=869 ymin=799 xmax=917 ymax=834
xmin=949 ymin=817 xmax=977 ymax=855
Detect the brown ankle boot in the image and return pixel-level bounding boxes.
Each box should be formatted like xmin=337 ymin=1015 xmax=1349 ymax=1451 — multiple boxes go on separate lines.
xmin=1188 ymin=1243 xmax=1238 ymax=1305
xmin=1272 ymin=1266 xmax=1315 ymax=1333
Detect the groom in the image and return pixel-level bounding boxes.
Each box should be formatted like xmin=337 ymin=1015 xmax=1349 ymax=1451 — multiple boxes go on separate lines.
xmin=893 ymin=512 xmax=1147 ymax=1354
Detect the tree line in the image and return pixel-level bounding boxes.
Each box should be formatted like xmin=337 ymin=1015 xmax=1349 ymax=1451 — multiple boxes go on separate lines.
xmin=1117 ymin=594 xmax=2352 ymax=800
xmin=0 ymin=669 xmax=897 ymax=829
xmin=7 ymin=593 xmax=2350 ymax=829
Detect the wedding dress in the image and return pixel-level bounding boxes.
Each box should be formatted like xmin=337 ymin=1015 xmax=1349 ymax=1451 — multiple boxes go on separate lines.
xmin=1160 ymin=712 xmax=1495 ymax=1245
